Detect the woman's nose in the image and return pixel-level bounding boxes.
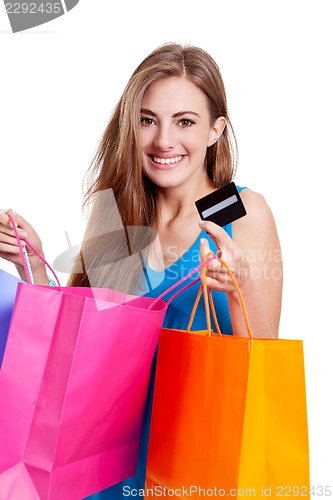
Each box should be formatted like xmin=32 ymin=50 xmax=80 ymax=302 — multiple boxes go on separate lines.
xmin=153 ymin=124 xmax=176 ymax=151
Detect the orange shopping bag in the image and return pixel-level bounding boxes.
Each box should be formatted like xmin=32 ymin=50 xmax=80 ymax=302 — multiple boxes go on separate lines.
xmin=146 ymin=256 xmax=310 ymax=499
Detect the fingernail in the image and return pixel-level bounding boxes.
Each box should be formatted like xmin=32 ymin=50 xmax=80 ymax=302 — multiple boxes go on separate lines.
xmin=21 ymin=240 xmax=26 ymax=246
xmin=20 ymin=231 xmax=28 ymax=238
xmin=200 ymin=238 xmax=208 ymax=244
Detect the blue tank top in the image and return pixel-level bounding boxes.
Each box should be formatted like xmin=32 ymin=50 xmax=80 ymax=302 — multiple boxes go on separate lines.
xmin=85 ymin=187 xmax=244 ymax=499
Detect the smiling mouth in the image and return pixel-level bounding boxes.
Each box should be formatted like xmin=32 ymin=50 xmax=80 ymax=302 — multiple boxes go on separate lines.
xmin=151 ymin=155 xmax=184 ymax=165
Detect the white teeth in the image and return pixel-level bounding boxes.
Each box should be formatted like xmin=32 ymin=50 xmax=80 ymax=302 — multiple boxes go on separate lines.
xmin=152 ymin=155 xmax=183 ymax=165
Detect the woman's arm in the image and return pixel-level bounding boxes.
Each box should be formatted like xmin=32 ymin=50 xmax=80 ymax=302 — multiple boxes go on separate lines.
xmin=199 ymin=190 xmax=282 ymax=339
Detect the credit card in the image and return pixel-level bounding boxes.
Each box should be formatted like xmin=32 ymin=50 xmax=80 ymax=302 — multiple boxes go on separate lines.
xmin=195 ymin=182 xmax=247 ymax=227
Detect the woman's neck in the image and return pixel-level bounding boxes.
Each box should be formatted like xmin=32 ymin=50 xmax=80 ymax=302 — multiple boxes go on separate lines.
xmin=156 ymin=175 xmax=216 ymax=222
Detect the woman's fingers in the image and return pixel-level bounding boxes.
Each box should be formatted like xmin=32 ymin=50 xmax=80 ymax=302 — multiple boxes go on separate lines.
xmin=0 ymin=231 xmax=26 ymax=248
xmin=1 ymin=210 xmax=40 ymax=247
xmin=200 ymin=237 xmax=227 ymax=289
xmin=199 ymin=220 xmax=231 ymax=249
xmin=0 ymin=210 xmax=10 ymax=227
xmin=0 ymin=224 xmax=29 ymax=239
xmin=200 ymin=237 xmax=223 ymax=272
xmin=200 ymin=236 xmax=212 ymax=261
xmin=0 ymin=209 xmax=32 ymax=266
xmin=6 ymin=209 xmax=32 ymax=234
xmin=0 ymin=210 xmax=29 ymax=241
xmin=200 ymin=237 xmax=220 ymax=269
xmin=199 ymin=220 xmax=250 ymax=293
xmin=0 ymin=209 xmax=48 ymax=284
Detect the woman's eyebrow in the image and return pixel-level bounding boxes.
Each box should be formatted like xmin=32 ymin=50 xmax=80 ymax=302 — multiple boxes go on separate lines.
xmin=140 ymin=108 xmax=157 ymax=117
xmin=172 ymin=111 xmax=201 ymax=118
xmin=140 ymin=108 xmax=201 ymax=118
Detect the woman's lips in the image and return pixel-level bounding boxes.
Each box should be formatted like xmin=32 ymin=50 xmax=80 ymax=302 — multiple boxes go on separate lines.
xmin=148 ymin=155 xmax=186 ymax=170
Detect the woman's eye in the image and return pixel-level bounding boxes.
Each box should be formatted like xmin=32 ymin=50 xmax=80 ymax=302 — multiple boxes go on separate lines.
xmin=140 ymin=117 xmax=155 ymax=126
xmin=179 ymin=119 xmax=195 ymax=127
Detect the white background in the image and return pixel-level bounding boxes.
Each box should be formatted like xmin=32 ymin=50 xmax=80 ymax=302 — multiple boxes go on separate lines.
xmin=1 ymin=0 xmax=332 ymax=487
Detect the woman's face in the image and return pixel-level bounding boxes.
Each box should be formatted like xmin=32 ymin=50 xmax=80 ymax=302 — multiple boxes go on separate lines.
xmin=140 ymin=76 xmax=225 ymax=190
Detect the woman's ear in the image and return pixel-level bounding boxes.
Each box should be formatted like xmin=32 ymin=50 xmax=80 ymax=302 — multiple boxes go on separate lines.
xmin=207 ymin=116 xmax=226 ymax=147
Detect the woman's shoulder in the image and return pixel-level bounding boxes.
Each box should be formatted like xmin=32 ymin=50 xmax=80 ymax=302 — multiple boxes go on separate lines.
xmin=233 ymin=188 xmax=279 ymax=249
xmin=239 ymin=188 xmax=272 ymax=215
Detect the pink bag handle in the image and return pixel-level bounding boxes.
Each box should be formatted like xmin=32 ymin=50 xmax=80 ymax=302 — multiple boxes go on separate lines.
xmin=8 ymin=214 xmax=61 ymax=290
xmin=147 ymin=254 xmax=215 ymax=310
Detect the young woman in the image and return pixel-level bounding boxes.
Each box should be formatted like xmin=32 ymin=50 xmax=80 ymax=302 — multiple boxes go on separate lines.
xmin=0 ymin=43 xmax=282 ymax=497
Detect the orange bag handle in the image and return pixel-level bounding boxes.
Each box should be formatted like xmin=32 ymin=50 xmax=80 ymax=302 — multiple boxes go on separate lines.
xmin=186 ymin=265 xmax=222 ymax=337
xmin=187 ymin=252 xmax=253 ymax=339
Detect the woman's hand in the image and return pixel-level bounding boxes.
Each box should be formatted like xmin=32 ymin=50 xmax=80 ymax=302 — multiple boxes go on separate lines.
xmin=0 ymin=209 xmax=48 ymax=284
xmin=199 ymin=220 xmax=250 ymax=294
xmin=198 ymin=190 xmax=283 ymax=339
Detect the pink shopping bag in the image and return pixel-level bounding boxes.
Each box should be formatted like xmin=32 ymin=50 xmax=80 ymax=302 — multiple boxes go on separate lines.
xmin=0 ymin=220 xmax=210 ymax=499
xmin=0 ymin=282 xmax=165 ymax=499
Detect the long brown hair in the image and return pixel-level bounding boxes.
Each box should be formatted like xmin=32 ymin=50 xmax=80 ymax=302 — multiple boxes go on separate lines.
xmin=68 ymin=43 xmax=238 ymax=292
